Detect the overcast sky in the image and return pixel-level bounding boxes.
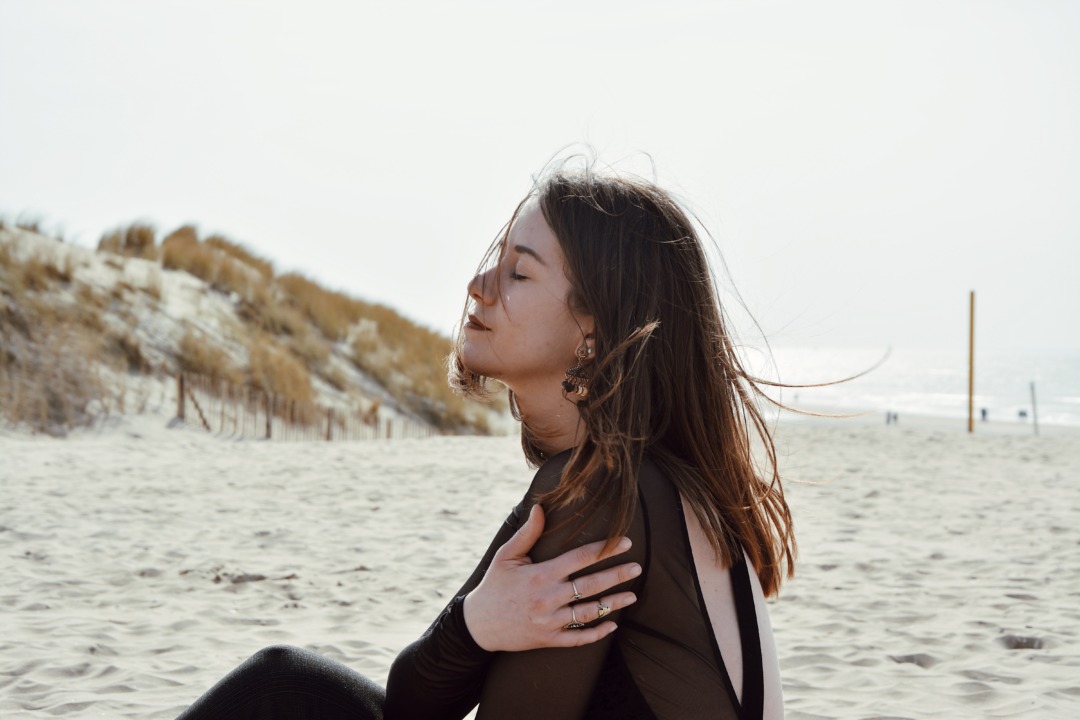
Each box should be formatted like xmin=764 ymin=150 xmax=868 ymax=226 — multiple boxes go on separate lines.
xmin=2 ymin=0 xmax=1078 ymax=356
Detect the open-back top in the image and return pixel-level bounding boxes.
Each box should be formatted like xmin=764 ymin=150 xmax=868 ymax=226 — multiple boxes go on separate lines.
xmin=386 ymin=450 xmax=766 ymax=720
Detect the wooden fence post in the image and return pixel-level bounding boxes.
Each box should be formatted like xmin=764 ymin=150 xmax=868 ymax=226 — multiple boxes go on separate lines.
xmin=173 ymin=374 xmax=443 ymax=444
xmin=1030 ymin=381 xmax=1040 ymax=437
xmin=968 ymin=290 xmax=975 ymax=433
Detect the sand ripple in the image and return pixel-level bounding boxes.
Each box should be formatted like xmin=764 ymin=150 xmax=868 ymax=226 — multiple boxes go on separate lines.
xmin=2 ymin=421 xmax=1079 ymax=718
xmin=773 ymin=422 xmax=1080 ymax=719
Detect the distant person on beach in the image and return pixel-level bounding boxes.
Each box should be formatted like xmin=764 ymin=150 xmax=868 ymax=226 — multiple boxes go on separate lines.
xmin=178 ymin=161 xmax=794 ymax=719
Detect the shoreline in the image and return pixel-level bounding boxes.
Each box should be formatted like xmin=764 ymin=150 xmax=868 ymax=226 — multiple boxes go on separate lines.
xmin=774 ymin=403 xmax=1080 ymax=436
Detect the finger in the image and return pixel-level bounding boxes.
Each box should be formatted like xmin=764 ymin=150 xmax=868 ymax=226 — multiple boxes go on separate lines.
xmin=493 ymin=504 xmax=545 ymax=562
xmin=552 ymin=620 xmax=618 ymax=647
xmin=547 ymin=536 xmax=632 ymax=579
xmin=560 ymin=592 xmax=636 ymax=628
xmin=566 ymin=561 xmax=642 ymax=600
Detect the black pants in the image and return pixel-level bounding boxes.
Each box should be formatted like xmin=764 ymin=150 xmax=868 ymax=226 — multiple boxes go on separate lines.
xmin=177 ymin=645 xmax=385 ymax=720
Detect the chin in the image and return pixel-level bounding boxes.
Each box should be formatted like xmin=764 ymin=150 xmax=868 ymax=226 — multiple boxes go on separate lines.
xmin=459 ymin=346 xmax=498 ymax=380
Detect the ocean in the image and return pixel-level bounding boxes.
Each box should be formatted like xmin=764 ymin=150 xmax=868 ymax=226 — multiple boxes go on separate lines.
xmin=744 ymin=346 xmax=1080 ymax=428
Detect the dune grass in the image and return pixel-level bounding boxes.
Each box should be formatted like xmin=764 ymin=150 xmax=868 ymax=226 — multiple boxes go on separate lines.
xmin=177 ymin=327 xmax=240 ymax=384
xmin=276 ymin=273 xmax=358 ymax=341
xmin=1 ymin=240 xmax=132 ymax=433
xmin=205 ymin=234 xmax=274 ymax=280
xmin=247 ymin=337 xmax=314 ymax=404
xmin=2 ymin=221 xmax=496 ymax=434
xmin=99 ymin=223 xmax=159 ymax=261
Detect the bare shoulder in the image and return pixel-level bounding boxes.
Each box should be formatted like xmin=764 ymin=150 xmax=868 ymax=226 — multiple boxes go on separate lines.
xmin=682 ymin=497 xmax=785 ymax=719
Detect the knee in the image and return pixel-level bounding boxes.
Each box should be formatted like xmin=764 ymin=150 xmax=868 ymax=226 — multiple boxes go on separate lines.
xmin=248 ymin=644 xmax=309 ymax=672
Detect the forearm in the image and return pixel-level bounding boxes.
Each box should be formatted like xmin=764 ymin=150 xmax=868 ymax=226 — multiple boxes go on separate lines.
xmin=385 ymin=595 xmax=493 ymax=720
xmin=384 ymin=504 xmax=523 ymax=720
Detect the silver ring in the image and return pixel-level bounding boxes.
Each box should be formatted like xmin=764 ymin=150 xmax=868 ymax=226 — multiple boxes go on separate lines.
xmin=570 ymin=579 xmax=583 ymax=602
xmin=564 ymin=605 xmax=585 ymax=630
xmin=597 ymin=601 xmax=611 ymax=619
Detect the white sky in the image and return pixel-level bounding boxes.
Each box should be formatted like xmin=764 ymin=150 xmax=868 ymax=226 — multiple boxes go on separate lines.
xmin=2 ymin=0 xmax=1078 ymax=355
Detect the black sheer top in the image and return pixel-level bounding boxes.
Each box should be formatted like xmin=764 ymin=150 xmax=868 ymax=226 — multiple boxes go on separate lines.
xmin=386 ymin=451 xmax=764 ymax=720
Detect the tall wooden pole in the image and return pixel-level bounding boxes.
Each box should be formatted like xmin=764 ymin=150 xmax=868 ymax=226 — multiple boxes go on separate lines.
xmin=968 ymin=291 xmax=975 ymax=433
xmin=1030 ymin=381 xmax=1039 ymax=437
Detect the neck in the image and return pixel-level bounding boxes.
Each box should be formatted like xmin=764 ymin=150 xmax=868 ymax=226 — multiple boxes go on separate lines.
xmin=511 ymin=379 xmax=584 ymax=456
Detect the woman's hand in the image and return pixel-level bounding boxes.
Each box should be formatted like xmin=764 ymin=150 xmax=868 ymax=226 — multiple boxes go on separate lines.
xmin=462 ymin=504 xmax=640 ymax=652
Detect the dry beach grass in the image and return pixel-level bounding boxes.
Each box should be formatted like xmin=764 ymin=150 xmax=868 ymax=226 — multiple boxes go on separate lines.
xmin=1 ymin=415 xmax=1078 ymax=718
xmin=0 ymin=225 xmax=499 ymax=436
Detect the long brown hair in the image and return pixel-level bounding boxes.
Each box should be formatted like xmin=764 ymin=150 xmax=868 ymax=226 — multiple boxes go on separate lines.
xmin=451 ymin=163 xmax=796 ymax=597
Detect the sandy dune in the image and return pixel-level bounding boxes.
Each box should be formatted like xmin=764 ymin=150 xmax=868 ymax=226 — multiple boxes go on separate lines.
xmin=2 ymin=416 xmax=1078 ymax=718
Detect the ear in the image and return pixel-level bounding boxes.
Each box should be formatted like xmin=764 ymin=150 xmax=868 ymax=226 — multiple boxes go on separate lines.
xmin=582 ymin=324 xmax=596 ymax=359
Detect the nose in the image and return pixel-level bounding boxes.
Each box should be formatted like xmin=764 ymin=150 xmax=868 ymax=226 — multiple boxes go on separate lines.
xmin=468 ymin=266 xmax=497 ymax=306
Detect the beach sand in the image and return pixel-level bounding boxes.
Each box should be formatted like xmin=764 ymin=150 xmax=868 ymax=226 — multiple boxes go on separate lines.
xmin=2 ymin=415 xmax=1078 ymax=718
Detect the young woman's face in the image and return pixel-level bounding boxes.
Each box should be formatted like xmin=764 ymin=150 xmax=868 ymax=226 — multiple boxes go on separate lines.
xmin=461 ymin=199 xmax=591 ymax=391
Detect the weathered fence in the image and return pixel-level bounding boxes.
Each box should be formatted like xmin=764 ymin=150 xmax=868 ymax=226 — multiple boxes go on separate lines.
xmin=175 ymin=373 xmax=437 ymax=441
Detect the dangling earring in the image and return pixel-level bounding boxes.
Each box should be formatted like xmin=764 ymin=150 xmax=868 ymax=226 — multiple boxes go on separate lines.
xmin=562 ymin=345 xmax=592 ymax=399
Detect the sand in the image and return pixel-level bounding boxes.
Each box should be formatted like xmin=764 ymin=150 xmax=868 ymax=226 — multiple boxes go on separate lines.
xmin=2 ymin=414 xmax=1078 ymax=719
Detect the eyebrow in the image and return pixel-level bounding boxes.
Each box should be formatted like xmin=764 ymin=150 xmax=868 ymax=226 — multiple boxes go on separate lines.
xmin=513 ymin=244 xmax=547 ymax=266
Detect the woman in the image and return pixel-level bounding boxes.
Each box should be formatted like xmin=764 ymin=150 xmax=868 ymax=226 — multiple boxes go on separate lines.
xmin=179 ymin=163 xmax=795 ymax=720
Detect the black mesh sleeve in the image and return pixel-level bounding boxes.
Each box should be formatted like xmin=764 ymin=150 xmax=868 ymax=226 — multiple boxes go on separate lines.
xmin=386 ymin=453 xmax=647 ymax=720
xmin=384 ymin=499 xmax=524 ymax=720
xmin=474 ymin=458 xmax=648 ymax=720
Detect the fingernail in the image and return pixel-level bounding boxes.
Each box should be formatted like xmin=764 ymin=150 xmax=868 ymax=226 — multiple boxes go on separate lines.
xmin=618 ymin=537 xmax=632 ymax=552
xmin=629 ymin=563 xmax=642 ymax=578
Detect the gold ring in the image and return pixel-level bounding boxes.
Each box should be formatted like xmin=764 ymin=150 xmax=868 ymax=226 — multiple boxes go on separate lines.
xmin=597 ymin=601 xmax=611 ymax=619
xmin=570 ymin=579 xmax=583 ymax=602
xmin=564 ymin=605 xmax=585 ymax=630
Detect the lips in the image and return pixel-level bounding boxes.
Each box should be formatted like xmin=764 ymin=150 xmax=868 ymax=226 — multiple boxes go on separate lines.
xmin=466 ymin=314 xmax=490 ymax=331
